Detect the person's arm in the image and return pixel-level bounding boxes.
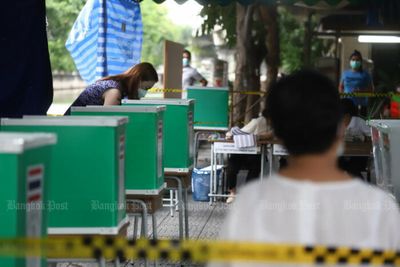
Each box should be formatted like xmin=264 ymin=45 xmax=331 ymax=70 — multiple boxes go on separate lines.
xmin=338 ymin=72 xmax=345 ymax=93
xmin=225 ymin=131 xmax=233 ymax=140
xmin=240 ymin=118 xmax=258 ymax=134
xmin=338 ymin=81 xmax=344 ymax=93
xmin=200 ymin=78 xmax=208 ymax=87
xmin=193 ymin=69 xmax=208 ymax=87
xmin=102 ymin=88 xmax=122 ymax=105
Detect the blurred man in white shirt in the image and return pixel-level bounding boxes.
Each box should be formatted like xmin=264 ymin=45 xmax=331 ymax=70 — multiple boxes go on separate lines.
xmin=209 ymin=70 xmax=400 ymax=267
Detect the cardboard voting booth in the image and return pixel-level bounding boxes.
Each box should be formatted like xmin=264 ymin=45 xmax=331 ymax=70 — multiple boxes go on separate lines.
xmin=1 ymin=116 xmax=128 ymax=235
xmin=187 ymin=86 xmax=229 ymax=130
xmin=369 ymin=120 xmax=400 ymax=200
xmin=0 ymin=132 xmax=56 ymax=267
xmin=71 ymin=106 xmax=165 ymax=194
xmin=122 ymin=99 xmax=194 ymax=172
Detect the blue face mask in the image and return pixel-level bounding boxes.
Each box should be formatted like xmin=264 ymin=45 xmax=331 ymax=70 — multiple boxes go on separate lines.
xmin=350 ymin=60 xmax=361 ymax=69
xmin=138 ymin=88 xmax=147 ymax=98
xmin=182 ymin=58 xmax=189 ymax=67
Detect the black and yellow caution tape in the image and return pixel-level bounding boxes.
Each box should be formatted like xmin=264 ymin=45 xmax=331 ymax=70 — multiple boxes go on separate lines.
xmin=1 ymin=237 xmax=400 ymax=265
xmin=147 ymin=88 xmax=266 ymax=96
xmin=339 ymin=92 xmax=399 ymax=98
xmin=148 ymin=88 xmax=400 ymax=98
xmin=148 ymin=88 xmax=184 ymax=93
xmin=194 ymin=121 xmax=227 ymax=126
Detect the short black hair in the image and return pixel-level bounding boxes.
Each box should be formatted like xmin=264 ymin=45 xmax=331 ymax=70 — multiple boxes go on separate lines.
xmin=340 ymin=98 xmax=357 ymax=117
xmin=349 ymin=50 xmax=363 ymax=60
xmin=183 ymin=49 xmax=191 ymax=60
xmin=266 ymin=70 xmax=342 ymax=156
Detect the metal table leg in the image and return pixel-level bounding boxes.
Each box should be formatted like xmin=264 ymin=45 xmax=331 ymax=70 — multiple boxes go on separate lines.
xmin=165 ymin=176 xmax=184 ymax=239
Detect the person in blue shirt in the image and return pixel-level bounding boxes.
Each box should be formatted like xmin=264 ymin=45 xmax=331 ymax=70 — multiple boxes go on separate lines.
xmin=339 ymin=50 xmax=374 ymax=116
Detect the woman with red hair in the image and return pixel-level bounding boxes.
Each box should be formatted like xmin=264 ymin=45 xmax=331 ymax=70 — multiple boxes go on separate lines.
xmin=65 ymin=62 xmax=158 ymax=114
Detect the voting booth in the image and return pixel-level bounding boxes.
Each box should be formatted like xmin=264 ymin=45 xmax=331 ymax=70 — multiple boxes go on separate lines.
xmin=71 ymin=106 xmax=165 ymax=194
xmin=369 ymin=120 xmax=400 ymax=200
xmin=1 ymin=116 xmax=128 ymax=235
xmin=122 ymin=99 xmax=194 ymax=172
xmin=0 ymin=132 xmax=56 ymax=267
xmin=187 ymin=86 xmax=229 ymax=131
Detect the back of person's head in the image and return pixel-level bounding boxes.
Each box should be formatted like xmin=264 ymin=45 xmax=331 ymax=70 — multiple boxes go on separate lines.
xmin=340 ymin=98 xmax=357 ymax=117
xmin=103 ymin=62 xmax=158 ymax=99
xmin=183 ymin=49 xmax=192 ymax=60
xmin=266 ymin=70 xmax=342 ymax=156
xmin=125 ymin=62 xmax=158 ymax=82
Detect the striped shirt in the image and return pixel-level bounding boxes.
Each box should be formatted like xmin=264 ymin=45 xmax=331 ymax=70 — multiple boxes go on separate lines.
xmin=65 ymin=0 xmax=143 ymax=84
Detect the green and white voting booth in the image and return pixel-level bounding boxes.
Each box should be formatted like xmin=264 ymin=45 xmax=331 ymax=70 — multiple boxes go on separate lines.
xmin=369 ymin=120 xmax=400 ymax=201
xmin=187 ymin=86 xmax=229 ymax=131
xmin=1 ymin=116 xmax=128 ymax=235
xmin=122 ymin=99 xmax=194 ymax=172
xmin=71 ymin=106 xmax=165 ymax=194
xmin=0 ymin=132 xmax=56 ymax=267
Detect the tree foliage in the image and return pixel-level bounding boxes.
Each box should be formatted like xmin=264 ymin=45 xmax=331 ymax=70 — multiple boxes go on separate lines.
xmin=199 ymin=2 xmax=236 ymax=47
xmin=199 ymin=4 xmax=331 ymax=73
xmin=46 ymin=0 xmax=191 ymax=72
xmin=279 ymin=8 xmax=329 ymax=73
xmin=46 ymin=0 xmax=85 ymax=72
xmin=141 ymin=0 xmax=191 ymax=67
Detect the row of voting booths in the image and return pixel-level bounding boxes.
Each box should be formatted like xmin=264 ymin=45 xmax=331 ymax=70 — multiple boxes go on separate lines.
xmin=0 ymin=86 xmax=230 ymax=266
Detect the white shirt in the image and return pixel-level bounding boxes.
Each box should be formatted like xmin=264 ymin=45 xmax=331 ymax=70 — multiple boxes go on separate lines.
xmin=182 ymin=65 xmax=205 ymax=88
xmin=345 ymin=116 xmax=371 ymax=141
xmin=209 ymin=175 xmax=400 ymax=267
xmin=226 ymin=116 xmax=269 ymax=139
xmin=182 ymin=65 xmax=206 ymax=99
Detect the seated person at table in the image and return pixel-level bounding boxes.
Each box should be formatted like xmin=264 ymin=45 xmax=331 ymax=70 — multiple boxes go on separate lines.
xmin=209 ymin=70 xmax=400 ymax=267
xmin=338 ymin=98 xmax=371 ymax=178
xmin=224 ymin=110 xmax=273 ymax=204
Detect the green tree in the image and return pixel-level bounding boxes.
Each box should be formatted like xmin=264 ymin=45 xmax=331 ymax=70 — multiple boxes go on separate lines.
xmin=141 ymin=0 xmax=191 ymax=68
xmin=46 ymin=0 xmax=190 ymax=72
xmin=279 ymin=8 xmax=329 ymax=73
xmin=46 ymin=0 xmax=85 ymax=72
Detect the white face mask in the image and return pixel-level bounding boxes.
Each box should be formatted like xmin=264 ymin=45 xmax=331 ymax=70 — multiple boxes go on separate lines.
xmin=138 ymin=88 xmax=147 ymax=98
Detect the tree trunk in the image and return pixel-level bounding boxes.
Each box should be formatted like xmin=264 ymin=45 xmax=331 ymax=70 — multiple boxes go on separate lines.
xmin=259 ymin=5 xmax=279 ymax=100
xmin=232 ymin=3 xmax=260 ymax=126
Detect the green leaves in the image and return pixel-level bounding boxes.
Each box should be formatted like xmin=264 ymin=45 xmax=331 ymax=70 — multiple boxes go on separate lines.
xmin=46 ymin=0 xmax=85 ymax=72
xmin=141 ymin=0 xmax=191 ymax=67
xmin=46 ymin=0 xmax=190 ymax=71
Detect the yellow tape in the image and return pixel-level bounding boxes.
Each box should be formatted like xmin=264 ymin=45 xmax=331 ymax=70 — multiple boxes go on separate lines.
xmin=0 ymin=237 xmax=399 ymax=265
xmin=340 ymin=92 xmax=398 ymax=98
xmin=194 ymin=121 xmax=227 ymax=125
xmin=147 ymin=88 xmax=266 ymax=95
xmin=148 ymin=88 xmax=184 ymax=93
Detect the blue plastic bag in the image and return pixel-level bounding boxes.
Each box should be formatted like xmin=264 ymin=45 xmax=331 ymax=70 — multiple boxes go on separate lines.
xmin=191 ymin=166 xmax=223 ymax=202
